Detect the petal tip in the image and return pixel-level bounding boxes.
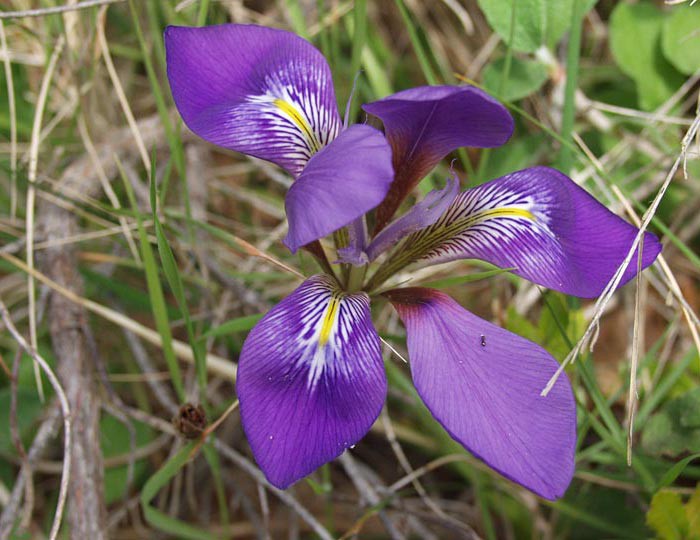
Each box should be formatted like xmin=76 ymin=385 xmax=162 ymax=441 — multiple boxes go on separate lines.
xmin=282 ymin=234 xmax=300 ymax=254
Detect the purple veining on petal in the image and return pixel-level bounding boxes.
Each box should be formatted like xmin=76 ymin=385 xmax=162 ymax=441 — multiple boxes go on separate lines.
xmin=284 ymin=124 xmax=394 ymax=253
xmin=363 ymin=85 xmax=514 ymax=231
xmin=237 ymin=275 xmax=386 ymax=489
xmin=165 ymin=24 xmax=341 ymax=177
xmin=405 ymin=167 xmax=661 ymax=298
xmin=365 ymin=172 xmax=460 ymax=261
xmin=386 ymin=287 xmax=576 ymax=500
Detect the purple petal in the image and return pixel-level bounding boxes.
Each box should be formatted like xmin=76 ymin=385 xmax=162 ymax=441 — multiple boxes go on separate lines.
xmin=386 ymin=287 xmax=576 ymax=500
xmin=237 ymin=275 xmax=386 ymax=489
xmin=365 ymin=172 xmax=460 ymax=261
xmin=406 ymin=167 xmax=661 ymax=298
xmin=165 ymin=24 xmax=341 ymax=177
xmin=363 ymin=86 xmax=514 ymax=231
xmin=284 ymin=124 xmax=394 ymax=252
xmin=336 ymin=218 xmax=370 ymax=266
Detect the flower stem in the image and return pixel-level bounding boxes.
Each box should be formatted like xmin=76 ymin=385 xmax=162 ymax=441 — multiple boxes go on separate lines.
xmin=345 ymin=263 xmax=367 ymax=292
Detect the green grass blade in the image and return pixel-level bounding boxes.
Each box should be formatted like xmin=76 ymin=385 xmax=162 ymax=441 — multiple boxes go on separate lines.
xmin=420 ymin=267 xmax=516 ymax=289
xmin=200 ymin=314 xmax=264 ymax=341
xmin=657 ymin=453 xmax=700 ymax=490
xmin=118 ymin=159 xmax=185 ymax=402
xmin=141 ymin=443 xmax=215 ymax=540
xmin=149 ymin=168 xmax=207 ymax=398
xmin=393 ymin=0 xmax=438 ymax=85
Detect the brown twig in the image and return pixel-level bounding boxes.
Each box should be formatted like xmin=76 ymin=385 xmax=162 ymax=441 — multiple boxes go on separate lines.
xmin=0 ymin=301 xmax=71 ymax=540
xmin=0 ymin=405 xmax=62 ymax=538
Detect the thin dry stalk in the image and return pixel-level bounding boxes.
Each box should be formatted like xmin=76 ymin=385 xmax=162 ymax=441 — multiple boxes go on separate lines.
xmin=338 ymin=452 xmax=406 ymax=540
xmin=0 ymin=21 xmax=17 ymax=219
xmin=25 ymin=35 xmax=65 ymax=401
xmin=543 ymin=113 xmax=700 ymax=396
xmin=96 ymin=6 xmax=151 ymax=173
xmin=213 ymin=440 xmax=335 ymax=540
xmin=0 ymin=301 xmax=71 ymax=540
xmin=0 ymin=406 xmax=62 ymax=538
xmin=1 ymin=251 xmax=236 ymax=379
xmin=0 ymin=0 xmax=125 ymax=19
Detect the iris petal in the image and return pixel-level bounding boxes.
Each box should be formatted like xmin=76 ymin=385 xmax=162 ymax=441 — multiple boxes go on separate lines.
xmin=284 ymin=124 xmax=394 ymax=252
xmin=401 ymin=167 xmax=661 ymax=298
xmin=386 ymin=287 xmax=576 ymax=500
xmin=165 ymin=24 xmax=341 ymax=177
xmin=363 ymin=86 xmax=514 ymax=231
xmin=237 ymin=275 xmax=386 ymax=489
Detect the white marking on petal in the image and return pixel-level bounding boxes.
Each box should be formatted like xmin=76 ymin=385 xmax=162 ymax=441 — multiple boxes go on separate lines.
xmin=228 ymin=69 xmax=340 ymax=174
xmin=405 ymin=180 xmax=564 ymax=269
xmin=266 ymin=275 xmax=373 ymax=391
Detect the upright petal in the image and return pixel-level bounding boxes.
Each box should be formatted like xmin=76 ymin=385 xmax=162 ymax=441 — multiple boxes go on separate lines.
xmin=398 ymin=167 xmax=661 ymax=298
xmin=386 ymin=287 xmax=576 ymax=500
xmin=237 ymin=275 xmax=386 ymax=489
xmin=363 ymin=86 xmax=514 ymax=231
xmin=165 ymin=24 xmax=341 ymax=177
xmin=284 ymin=125 xmax=394 ymax=252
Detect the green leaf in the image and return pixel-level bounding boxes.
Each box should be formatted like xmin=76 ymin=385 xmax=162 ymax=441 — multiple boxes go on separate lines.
xmin=662 ymin=5 xmax=700 ymax=75
xmin=476 ymin=0 xmax=598 ymax=53
xmin=150 ymin=171 xmax=207 ymax=396
xmin=642 ymin=388 xmax=700 ymax=457
xmin=686 ymin=486 xmax=700 ymax=539
xmin=101 ymin=415 xmax=155 ymax=504
xmin=609 ymin=2 xmax=685 ymax=111
xmin=420 ymin=267 xmax=516 ymax=289
xmin=199 ymin=313 xmax=264 ymax=340
xmin=141 ymin=443 xmax=215 ymax=540
xmin=646 ymin=491 xmax=689 ymax=540
xmin=118 ymin=159 xmax=186 ymax=401
xmin=482 ymin=57 xmax=549 ymax=101
xmin=657 ymin=453 xmax=700 ymax=490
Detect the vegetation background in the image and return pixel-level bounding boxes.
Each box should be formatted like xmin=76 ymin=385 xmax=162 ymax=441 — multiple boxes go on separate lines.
xmin=0 ymin=0 xmax=699 ymax=538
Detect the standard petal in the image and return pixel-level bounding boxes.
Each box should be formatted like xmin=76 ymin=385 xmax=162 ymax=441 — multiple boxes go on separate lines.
xmin=165 ymin=24 xmax=341 ymax=176
xmin=363 ymin=86 xmax=514 ymax=231
xmin=386 ymin=287 xmax=576 ymax=500
xmin=283 ymin=124 xmax=394 ymax=252
xmin=399 ymin=167 xmax=661 ymax=298
xmin=236 ymin=275 xmax=386 ymax=489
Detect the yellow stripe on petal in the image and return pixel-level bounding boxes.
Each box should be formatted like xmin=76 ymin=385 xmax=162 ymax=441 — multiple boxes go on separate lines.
xmin=273 ymin=98 xmax=321 ymax=152
xmin=471 ymin=207 xmax=536 ymax=224
xmin=318 ymin=295 xmax=340 ymax=347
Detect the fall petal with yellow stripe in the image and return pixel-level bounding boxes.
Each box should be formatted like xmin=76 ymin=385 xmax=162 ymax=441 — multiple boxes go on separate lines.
xmin=236 ymin=275 xmax=385 ymax=489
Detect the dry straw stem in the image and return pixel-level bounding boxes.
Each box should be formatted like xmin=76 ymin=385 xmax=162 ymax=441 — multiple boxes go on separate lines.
xmin=0 ymin=21 xmax=17 ymax=219
xmin=543 ymin=111 xmax=700 ymax=397
xmin=613 ymin=185 xmax=700 ymax=465
xmin=125 ymin=403 xmax=335 ymax=540
xmin=0 ymin=301 xmax=71 ymax=540
xmin=77 ymin=115 xmax=142 ymax=262
xmin=0 ymin=0 xmax=125 ymax=19
xmin=96 ymin=6 xmax=151 ymax=173
xmin=25 ymin=35 xmax=65 ymax=401
xmin=0 ymin=406 xmax=62 ymax=537
xmin=0 ymin=251 xmax=237 ymax=380
xmin=212 ymin=439 xmax=335 ymax=540
xmin=338 ymin=452 xmax=407 ymax=540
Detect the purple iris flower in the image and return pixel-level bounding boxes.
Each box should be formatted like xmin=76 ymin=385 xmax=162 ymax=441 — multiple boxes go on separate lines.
xmin=165 ymin=24 xmax=662 ymax=500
